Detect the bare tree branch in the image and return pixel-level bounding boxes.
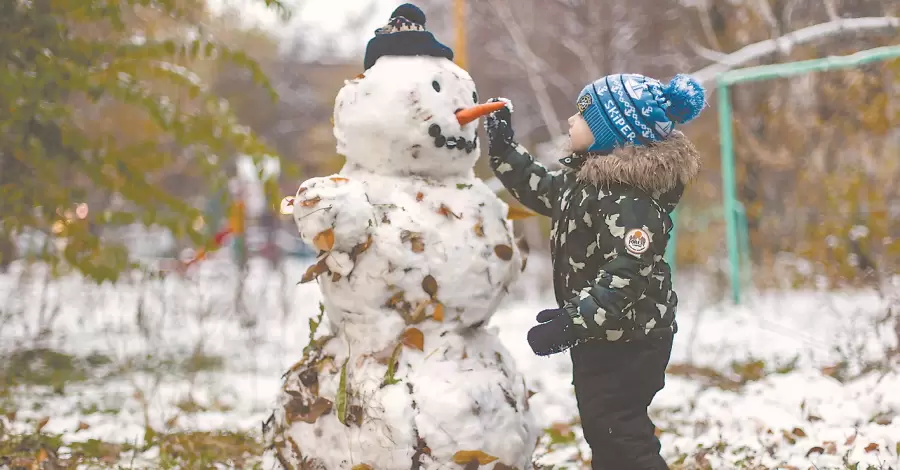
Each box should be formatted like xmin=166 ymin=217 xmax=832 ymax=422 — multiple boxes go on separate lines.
xmin=696 ymin=4 xmax=723 ymax=52
xmin=531 ymin=53 xmax=580 ymax=98
xmin=561 ymin=36 xmax=602 ymax=78
xmin=692 ymin=16 xmax=900 ymax=83
xmin=754 ymin=0 xmax=780 ymax=33
xmin=823 ymin=0 xmax=841 ymax=22
xmin=689 ymin=39 xmax=731 ymax=63
xmin=487 ymin=0 xmax=563 ymax=137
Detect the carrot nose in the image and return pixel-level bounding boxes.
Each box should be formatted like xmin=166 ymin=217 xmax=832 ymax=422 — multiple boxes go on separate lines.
xmin=456 ymin=101 xmax=507 ymax=126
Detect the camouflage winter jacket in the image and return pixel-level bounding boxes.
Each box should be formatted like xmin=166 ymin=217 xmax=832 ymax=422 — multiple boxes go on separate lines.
xmin=489 ymin=131 xmax=701 ymax=342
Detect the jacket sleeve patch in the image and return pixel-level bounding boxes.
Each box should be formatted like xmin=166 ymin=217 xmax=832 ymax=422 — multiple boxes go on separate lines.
xmin=624 ymin=228 xmax=651 ymax=255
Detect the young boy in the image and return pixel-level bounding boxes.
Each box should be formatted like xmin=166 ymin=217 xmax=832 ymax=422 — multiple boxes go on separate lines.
xmin=483 ymin=73 xmax=705 ymax=470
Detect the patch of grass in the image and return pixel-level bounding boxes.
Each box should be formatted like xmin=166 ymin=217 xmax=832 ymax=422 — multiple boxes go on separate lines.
xmin=180 ymin=352 xmax=226 ymax=375
xmin=78 ymin=402 xmax=123 ymax=416
xmin=0 ymin=413 xmax=266 ymax=469
xmin=665 ymin=363 xmax=743 ymax=391
xmin=0 ymin=348 xmax=113 ymax=394
xmin=0 ymin=424 xmax=127 ymax=468
xmin=174 ymin=396 xmax=234 ymax=414
xmin=125 ymin=351 xmax=225 ymax=377
xmin=0 ymin=344 xmax=225 ymax=397
xmin=666 ymin=355 xmax=801 ymax=391
xmin=151 ymin=430 xmax=264 ymax=469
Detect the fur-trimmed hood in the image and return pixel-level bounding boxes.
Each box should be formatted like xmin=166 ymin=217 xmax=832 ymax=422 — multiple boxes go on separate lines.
xmin=575 ymin=131 xmax=701 ymax=199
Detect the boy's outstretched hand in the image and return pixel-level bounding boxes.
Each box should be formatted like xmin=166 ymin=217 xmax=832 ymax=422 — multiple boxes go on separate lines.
xmin=527 ymin=307 xmax=586 ymax=356
xmin=483 ymin=98 xmax=515 ymax=156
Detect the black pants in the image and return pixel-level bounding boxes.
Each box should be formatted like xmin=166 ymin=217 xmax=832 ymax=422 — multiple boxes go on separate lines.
xmin=570 ymin=334 xmax=673 ymax=470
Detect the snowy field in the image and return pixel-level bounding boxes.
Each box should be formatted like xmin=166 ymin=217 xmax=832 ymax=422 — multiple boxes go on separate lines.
xmin=1 ymin=256 xmax=898 ymax=469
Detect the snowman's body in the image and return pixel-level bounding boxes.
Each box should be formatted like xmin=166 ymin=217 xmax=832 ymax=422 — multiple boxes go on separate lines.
xmin=265 ymin=56 xmax=538 ymax=469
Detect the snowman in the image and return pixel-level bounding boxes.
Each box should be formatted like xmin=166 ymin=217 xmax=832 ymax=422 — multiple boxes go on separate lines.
xmin=264 ymin=4 xmax=539 ymax=469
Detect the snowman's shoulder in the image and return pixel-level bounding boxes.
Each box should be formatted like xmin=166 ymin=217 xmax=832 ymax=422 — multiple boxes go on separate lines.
xmin=453 ymin=179 xmax=510 ymax=217
xmin=462 ymin=179 xmax=507 ymax=204
xmin=464 ymin=178 xmax=498 ymax=195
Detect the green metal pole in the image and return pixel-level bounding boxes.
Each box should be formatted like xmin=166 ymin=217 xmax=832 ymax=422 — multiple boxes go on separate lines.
xmin=717 ymin=81 xmax=742 ymax=304
xmin=736 ymin=203 xmax=753 ymax=288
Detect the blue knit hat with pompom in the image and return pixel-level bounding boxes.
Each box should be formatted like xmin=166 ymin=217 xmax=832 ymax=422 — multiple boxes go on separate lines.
xmin=576 ymin=73 xmax=706 ymax=154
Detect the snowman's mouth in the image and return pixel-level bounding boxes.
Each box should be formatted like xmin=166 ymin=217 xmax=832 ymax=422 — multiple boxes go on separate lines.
xmin=427 ymin=123 xmax=477 ymax=154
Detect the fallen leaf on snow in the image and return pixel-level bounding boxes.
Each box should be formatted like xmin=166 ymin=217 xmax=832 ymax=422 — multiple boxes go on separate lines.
xmin=494 ymin=245 xmax=513 ymax=261
xmin=422 ymin=275 xmax=438 ymax=297
xmin=299 ymin=196 xmax=322 ymax=207
xmin=473 ymin=222 xmax=485 ymax=237
xmin=781 ymin=430 xmax=796 ymax=444
xmin=349 ymin=235 xmax=373 ymax=262
xmin=286 ymin=397 xmax=333 ymax=424
xmin=401 ymin=230 xmax=425 ymax=253
xmin=314 ymin=229 xmax=335 ymax=251
xmin=347 ymin=404 xmax=364 ymax=426
xmin=400 ymin=328 xmax=424 ymax=351
xmin=452 ymin=450 xmax=498 ymax=465
xmin=432 ymin=302 xmax=444 ymax=322
xmin=806 ymin=446 xmax=825 ymax=457
xmin=386 ymin=291 xmax=406 ymax=309
xmin=300 ymin=258 xmax=329 ymax=283
xmin=437 ymin=204 xmax=461 ymax=219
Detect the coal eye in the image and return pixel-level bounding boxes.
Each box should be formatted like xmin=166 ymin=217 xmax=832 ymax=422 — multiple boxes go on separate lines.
xmin=432 ymin=81 xmax=441 ymax=92
xmin=472 ymin=91 xmax=478 ymax=103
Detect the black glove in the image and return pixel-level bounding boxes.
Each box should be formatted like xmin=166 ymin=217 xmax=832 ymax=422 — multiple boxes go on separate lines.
xmin=535 ymin=308 xmax=561 ymax=323
xmin=527 ymin=307 xmax=587 ymax=356
xmin=483 ymin=98 xmax=515 ymax=156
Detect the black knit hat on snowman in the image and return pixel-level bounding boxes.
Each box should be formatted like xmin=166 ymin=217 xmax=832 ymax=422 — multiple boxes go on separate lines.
xmin=363 ymin=3 xmax=454 ymax=71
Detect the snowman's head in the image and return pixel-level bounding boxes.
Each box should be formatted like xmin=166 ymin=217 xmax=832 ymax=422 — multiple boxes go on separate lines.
xmin=333 ymin=56 xmax=503 ymax=178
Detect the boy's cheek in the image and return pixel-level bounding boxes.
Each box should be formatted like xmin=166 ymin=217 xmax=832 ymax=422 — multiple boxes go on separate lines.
xmin=570 ymin=128 xmax=593 ymax=152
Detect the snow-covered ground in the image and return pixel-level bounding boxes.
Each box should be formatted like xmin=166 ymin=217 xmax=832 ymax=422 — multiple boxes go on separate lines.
xmin=1 ymin=257 xmax=898 ymax=469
